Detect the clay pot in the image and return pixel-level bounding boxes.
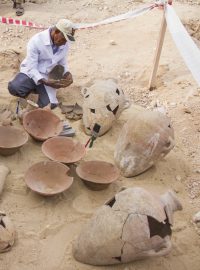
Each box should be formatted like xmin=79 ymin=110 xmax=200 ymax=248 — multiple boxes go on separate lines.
xmin=76 ymin=161 xmax=120 ymax=191
xmin=42 ymin=137 xmax=86 ymax=164
xmin=73 ymin=187 xmax=182 ymax=266
xmin=0 ymin=212 xmax=16 ymax=253
xmin=114 ymin=109 xmax=175 ymax=177
xmin=25 ymin=161 xmax=73 ymax=196
xmin=82 ymin=79 xmax=130 ymax=136
xmin=0 ymin=126 xmax=28 ymax=156
xmin=23 ymin=108 xmax=63 ymax=141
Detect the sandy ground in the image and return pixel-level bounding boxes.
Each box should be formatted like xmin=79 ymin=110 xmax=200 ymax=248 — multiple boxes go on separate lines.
xmin=0 ymin=0 xmax=200 ymax=269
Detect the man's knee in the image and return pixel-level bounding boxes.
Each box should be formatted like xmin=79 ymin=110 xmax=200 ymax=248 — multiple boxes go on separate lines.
xmin=8 ymin=73 xmax=33 ymax=98
xmin=8 ymin=81 xmax=18 ymax=96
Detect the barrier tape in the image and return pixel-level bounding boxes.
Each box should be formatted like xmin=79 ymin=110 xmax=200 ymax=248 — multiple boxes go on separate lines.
xmin=0 ymin=3 xmax=155 ymax=30
xmin=75 ymin=4 xmax=155 ymax=29
xmin=0 ymin=16 xmax=46 ymax=29
xmin=165 ymin=5 xmax=200 ymax=86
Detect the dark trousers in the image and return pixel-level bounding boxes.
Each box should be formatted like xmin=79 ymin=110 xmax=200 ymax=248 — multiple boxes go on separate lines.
xmin=8 ymin=73 xmax=50 ymax=108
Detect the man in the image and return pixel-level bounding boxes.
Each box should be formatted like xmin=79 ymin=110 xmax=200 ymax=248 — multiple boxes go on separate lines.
xmin=8 ymin=19 xmax=75 ymax=109
xmin=13 ymin=0 xmax=25 ymax=16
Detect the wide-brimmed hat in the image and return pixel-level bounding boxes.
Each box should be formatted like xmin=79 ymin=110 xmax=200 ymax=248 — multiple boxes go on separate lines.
xmin=56 ymin=19 xmax=75 ymax=42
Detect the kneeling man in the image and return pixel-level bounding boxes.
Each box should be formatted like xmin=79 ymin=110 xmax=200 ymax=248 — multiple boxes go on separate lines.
xmin=8 ymin=19 xmax=75 ymax=109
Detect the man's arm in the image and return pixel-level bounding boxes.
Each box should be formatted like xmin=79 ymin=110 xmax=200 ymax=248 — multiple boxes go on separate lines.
xmin=24 ymin=39 xmax=44 ymax=84
xmin=60 ymin=72 xmax=73 ymax=87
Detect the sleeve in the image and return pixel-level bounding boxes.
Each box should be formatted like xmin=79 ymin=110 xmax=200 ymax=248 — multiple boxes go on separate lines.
xmin=25 ymin=38 xmax=44 ymax=84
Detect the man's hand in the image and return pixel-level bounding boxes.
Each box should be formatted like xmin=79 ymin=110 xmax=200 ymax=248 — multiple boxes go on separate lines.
xmin=39 ymin=72 xmax=73 ymax=89
xmin=38 ymin=78 xmax=65 ymax=89
xmin=60 ymin=72 xmax=73 ymax=87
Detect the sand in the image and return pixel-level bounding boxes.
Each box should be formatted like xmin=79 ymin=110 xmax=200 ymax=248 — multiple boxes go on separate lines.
xmin=0 ymin=0 xmax=200 ymax=269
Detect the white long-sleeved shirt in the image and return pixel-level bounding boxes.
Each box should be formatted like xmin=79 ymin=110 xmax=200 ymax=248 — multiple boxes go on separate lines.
xmin=20 ymin=28 xmax=69 ymax=103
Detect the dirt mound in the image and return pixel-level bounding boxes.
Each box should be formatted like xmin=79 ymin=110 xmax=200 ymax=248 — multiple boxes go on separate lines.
xmin=0 ymin=49 xmax=21 ymax=71
xmin=184 ymin=19 xmax=200 ymax=41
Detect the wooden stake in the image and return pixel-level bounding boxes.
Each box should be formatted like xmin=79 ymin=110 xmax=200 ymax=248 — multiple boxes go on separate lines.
xmin=148 ymin=11 xmax=167 ymax=91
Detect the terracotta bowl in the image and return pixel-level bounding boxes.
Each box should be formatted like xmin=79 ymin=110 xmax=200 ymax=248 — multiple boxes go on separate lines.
xmin=0 ymin=126 xmax=28 ymax=156
xmin=25 ymin=161 xmax=73 ymax=196
xmin=23 ymin=109 xmax=63 ymax=141
xmin=76 ymin=161 xmax=120 ymax=191
xmin=42 ymin=137 xmax=86 ymax=164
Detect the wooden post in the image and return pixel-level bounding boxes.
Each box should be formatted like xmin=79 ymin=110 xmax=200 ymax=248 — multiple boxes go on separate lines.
xmin=148 ymin=10 xmax=167 ymax=90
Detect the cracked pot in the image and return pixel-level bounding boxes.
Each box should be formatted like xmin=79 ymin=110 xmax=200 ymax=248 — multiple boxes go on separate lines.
xmin=82 ymin=79 xmax=130 ymax=136
xmin=73 ymin=187 xmax=182 ymax=266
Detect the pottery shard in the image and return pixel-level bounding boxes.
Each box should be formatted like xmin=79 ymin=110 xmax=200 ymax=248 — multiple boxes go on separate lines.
xmin=0 ymin=212 xmax=16 ymax=253
xmin=114 ymin=109 xmax=174 ymax=177
xmin=73 ymin=187 xmax=182 ymax=266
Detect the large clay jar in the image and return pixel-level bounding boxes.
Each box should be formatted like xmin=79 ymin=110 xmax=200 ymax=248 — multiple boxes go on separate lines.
xmin=73 ymin=187 xmax=182 ymax=266
xmin=114 ymin=109 xmax=174 ymax=177
xmin=82 ymin=79 xmax=129 ymax=136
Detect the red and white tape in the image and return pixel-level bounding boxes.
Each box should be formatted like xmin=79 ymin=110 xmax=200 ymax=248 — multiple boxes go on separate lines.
xmin=0 ymin=16 xmax=46 ymax=29
xmin=0 ymin=3 xmax=155 ymax=30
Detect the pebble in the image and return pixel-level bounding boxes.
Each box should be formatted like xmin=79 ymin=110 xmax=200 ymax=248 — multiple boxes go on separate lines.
xmin=110 ymin=40 xmax=117 ymax=45
xmin=175 ymin=175 xmax=182 ymax=181
xmin=193 ymin=211 xmax=200 ymax=223
xmin=170 ymin=102 xmax=177 ymax=108
xmin=183 ymin=107 xmax=192 ymax=114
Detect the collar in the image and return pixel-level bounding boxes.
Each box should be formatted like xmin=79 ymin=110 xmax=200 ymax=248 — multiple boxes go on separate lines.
xmin=43 ymin=28 xmax=52 ymax=46
xmin=43 ymin=28 xmax=66 ymax=50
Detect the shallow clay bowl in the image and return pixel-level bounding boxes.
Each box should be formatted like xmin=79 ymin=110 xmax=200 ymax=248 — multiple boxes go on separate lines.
xmin=76 ymin=160 xmax=120 ymax=191
xmin=42 ymin=137 xmax=86 ymax=164
xmin=25 ymin=161 xmax=73 ymax=196
xmin=23 ymin=109 xmax=63 ymax=141
xmin=0 ymin=126 xmax=28 ymax=156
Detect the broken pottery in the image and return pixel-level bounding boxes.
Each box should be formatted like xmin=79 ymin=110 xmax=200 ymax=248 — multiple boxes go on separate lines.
xmin=25 ymin=161 xmax=73 ymax=196
xmin=0 ymin=165 xmax=10 ymax=195
xmin=114 ymin=109 xmax=175 ymax=177
xmin=0 ymin=212 xmax=16 ymax=253
xmin=42 ymin=137 xmax=85 ymax=164
xmin=82 ymin=79 xmax=130 ymax=136
xmin=23 ymin=108 xmax=63 ymax=141
xmin=18 ymin=99 xmax=39 ymax=124
xmin=73 ymin=187 xmax=182 ymax=266
xmin=76 ymin=160 xmax=120 ymax=190
xmin=0 ymin=107 xmax=14 ymax=126
xmin=0 ymin=126 xmax=28 ymax=156
xmin=48 ymin=64 xmax=64 ymax=80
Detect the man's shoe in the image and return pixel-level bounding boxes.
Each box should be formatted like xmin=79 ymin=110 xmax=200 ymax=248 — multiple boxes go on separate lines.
xmin=16 ymin=3 xmax=24 ymax=16
xmin=50 ymin=103 xmax=58 ymax=110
